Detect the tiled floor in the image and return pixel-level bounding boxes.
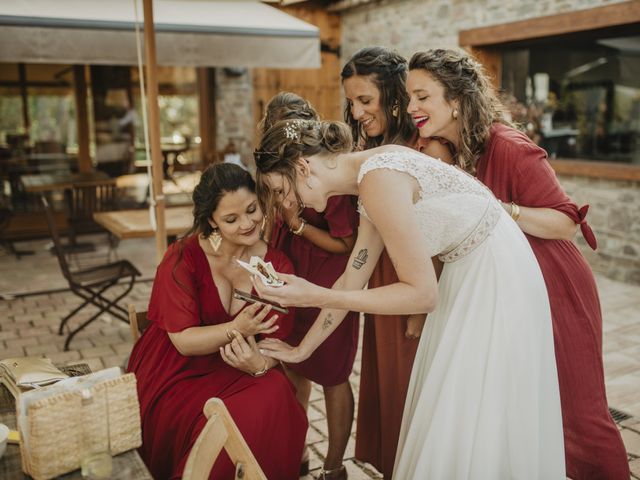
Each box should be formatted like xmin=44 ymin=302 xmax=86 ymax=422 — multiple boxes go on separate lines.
xmin=1 ymin=236 xmax=639 ymax=478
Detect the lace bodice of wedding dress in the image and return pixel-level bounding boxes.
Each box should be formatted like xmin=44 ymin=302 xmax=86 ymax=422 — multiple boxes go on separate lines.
xmin=357 ymin=150 xmax=502 ymax=262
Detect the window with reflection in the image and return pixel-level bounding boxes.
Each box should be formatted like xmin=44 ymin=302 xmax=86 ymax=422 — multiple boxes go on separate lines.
xmin=500 ymin=29 xmax=640 ymax=164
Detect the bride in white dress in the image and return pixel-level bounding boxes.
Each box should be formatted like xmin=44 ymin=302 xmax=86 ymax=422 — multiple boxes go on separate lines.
xmin=253 ymin=119 xmax=565 ymax=479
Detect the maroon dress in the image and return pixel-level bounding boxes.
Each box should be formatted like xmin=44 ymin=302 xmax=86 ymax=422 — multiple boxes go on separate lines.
xmin=127 ymin=236 xmax=307 ymax=480
xmin=270 ymin=195 xmax=359 ymax=386
xmin=477 ymin=123 xmax=629 ymax=480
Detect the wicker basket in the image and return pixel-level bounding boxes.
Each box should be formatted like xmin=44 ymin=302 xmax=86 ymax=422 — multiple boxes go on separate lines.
xmin=17 ymin=373 xmax=142 ymax=480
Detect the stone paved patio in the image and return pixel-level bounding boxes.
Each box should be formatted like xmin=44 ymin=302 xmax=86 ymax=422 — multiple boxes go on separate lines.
xmin=1 ymin=236 xmax=639 ymax=478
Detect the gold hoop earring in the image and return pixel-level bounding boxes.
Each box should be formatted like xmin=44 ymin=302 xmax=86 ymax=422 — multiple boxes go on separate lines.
xmin=208 ymin=229 xmax=222 ymax=252
xmin=452 ymin=109 xmax=459 ymax=120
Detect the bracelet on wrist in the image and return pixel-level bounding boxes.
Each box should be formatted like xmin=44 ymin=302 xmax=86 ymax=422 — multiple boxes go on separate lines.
xmin=510 ymin=202 xmax=521 ymax=221
xmin=290 ymin=219 xmax=306 ymax=236
xmin=251 ymin=358 xmax=269 ymax=377
xmin=225 ymin=328 xmax=234 ymax=342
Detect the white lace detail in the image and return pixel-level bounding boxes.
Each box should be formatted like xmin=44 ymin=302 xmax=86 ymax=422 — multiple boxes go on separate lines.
xmin=437 ymin=202 xmax=502 ymax=262
xmin=357 ymin=150 xmax=500 ymax=262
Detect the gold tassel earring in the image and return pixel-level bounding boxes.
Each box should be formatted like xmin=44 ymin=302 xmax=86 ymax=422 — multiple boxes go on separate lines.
xmin=208 ymin=229 xmax=222 ymax=252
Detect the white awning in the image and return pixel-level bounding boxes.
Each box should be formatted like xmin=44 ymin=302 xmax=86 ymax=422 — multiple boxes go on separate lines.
xmin=0 ymin=0 xmax=320 ymax=68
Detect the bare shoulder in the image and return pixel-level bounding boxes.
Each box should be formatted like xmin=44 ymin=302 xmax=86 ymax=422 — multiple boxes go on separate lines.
xmin=359 ymin=167 xmax=419 ymax=208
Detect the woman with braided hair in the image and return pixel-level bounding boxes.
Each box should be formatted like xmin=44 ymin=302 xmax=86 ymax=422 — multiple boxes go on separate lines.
xmin=406 ymin=48 xmax=628 ymax=480
xmin=341 ymin=46 xmax=451 ymax=478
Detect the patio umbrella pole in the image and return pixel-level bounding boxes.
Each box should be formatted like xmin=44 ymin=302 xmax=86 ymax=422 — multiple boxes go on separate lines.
xmin=142 ymin=0 xmax=168 ymax=262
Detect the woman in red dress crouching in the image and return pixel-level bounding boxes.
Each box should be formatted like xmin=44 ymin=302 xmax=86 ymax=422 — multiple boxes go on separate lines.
xmin=128 ymin=163 xmax=307 ymax=480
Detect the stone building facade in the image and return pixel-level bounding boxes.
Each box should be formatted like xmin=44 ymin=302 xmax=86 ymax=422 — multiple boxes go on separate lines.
xmin=217 ymin=0 xmax=639 ymax=284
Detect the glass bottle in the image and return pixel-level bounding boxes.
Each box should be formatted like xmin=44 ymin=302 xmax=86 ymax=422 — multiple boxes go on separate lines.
xmin=80 ymin=388 xmax=113 ymax=479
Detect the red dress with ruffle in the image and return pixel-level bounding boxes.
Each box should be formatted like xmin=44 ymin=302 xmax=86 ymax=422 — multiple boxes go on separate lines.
xmin=476 ymin=123 xmax=628 ymax=480
xmin=270 ymin=195 xmax=360 ymax=386
xmin=127 ymin=236 xmax=307 ymax=480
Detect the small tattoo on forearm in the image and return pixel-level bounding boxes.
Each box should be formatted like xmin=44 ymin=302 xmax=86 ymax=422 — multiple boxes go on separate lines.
xmin=322 ymin=314 xmax=333 ymax=330
xmin=352 ymin=249 xmax=368 ymax=269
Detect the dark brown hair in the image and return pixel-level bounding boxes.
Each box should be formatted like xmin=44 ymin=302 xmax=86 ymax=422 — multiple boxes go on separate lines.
xmin=409 ymin=49 xmax=510 ymax=173
xmin=341 ymin=46 xmax=416 ymax=149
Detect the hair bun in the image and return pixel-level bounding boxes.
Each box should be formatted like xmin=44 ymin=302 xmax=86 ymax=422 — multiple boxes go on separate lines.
xmin=319 ymin=121 xmax=353 ymax=153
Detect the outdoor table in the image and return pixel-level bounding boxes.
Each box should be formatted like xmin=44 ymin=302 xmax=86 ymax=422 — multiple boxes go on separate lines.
xmin=20 ymin=172 xmax=114 ymax=193
xmin=0 ymin=364 xmax=152 ymax=479
xmin=116 ymin=171 xmax=199 ymax=206
xmin=93 ymin=206 xmax=192 ymax=240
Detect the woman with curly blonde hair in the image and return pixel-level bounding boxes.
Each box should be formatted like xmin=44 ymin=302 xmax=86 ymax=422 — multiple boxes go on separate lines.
xmin=406 ymin=48 xmax=629 ymax=480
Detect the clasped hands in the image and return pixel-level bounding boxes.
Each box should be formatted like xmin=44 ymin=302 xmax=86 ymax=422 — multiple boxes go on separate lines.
xmin=220 ymin=302 xmax=276 ymax=375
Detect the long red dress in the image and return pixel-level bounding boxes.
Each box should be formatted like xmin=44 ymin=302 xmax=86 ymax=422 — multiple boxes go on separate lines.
xmin=270 ymin=195 xmax=360 ymax=386
xmin=127 ymin=236 xmax=307 ymax=480
xmin=476 ymin=123 xmax=629 ymax=480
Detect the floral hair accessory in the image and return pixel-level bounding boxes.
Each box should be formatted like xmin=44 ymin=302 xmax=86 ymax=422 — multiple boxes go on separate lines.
xmin=284 ymin=122 xmax=302 ymax=143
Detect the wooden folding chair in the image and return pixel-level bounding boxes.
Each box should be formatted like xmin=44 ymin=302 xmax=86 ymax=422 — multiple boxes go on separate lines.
xmin=183 ymin=398 xmax=266 ymax=480
xmin=127 ymin=304 xmax=150 ymax=342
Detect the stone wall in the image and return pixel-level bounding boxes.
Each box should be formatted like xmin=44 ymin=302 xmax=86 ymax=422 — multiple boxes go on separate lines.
xmin=560 ymin=175 xmax=640 ymax=285
xmin=340 ymin=0 xmax=630 ymax=59
xmin=338 ymin=0 xmax=640 ymax=284
xmin=214 ymin=68 xmax=255 ymax=170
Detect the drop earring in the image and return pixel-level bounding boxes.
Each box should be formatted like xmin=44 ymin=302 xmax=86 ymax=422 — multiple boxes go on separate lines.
xmin=208 ymin=228 xmax=222 ymax=252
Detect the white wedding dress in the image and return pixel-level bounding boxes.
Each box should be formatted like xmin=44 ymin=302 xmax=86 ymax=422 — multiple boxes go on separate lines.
xmin=357 ymin=151 xmax=565 ymax=480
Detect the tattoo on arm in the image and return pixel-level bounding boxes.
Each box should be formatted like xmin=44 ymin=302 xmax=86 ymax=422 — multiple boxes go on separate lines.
xmin=352 ymin=249 xmax=368 ymax=270
xmin=322 ymin=313 xmax=333 ymax=330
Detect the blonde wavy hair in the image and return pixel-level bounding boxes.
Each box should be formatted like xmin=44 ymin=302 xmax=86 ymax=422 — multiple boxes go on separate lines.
xmin=409 ymin=49 xmax=510 ymax=173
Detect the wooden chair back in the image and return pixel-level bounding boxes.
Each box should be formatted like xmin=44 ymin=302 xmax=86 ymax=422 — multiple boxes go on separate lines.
xmin=69 ymin=180 xmax=118 ymax=235
xmin=182 ymin=398 xmax=266 ymax=480
xmin=128 ymin=304 xmax=150 ymax=342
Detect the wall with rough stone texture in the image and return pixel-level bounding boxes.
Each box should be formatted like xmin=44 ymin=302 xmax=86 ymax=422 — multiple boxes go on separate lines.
xmin=559 ymin=175 xmax=640 ymax=285
xmin=340 ymin=0 xmax=630 ymax=59
xmin=339 ymin=0 xmax=639 ymax=284
xmin=215 ymin=69 xmax=255 ymax=170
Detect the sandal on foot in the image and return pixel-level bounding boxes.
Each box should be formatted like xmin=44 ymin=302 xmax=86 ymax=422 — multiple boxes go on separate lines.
xmin=318 ymin=465 xmax=347 ymax=480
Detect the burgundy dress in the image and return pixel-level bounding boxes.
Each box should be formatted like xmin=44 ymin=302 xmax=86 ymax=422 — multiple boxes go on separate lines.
xmin=127 ymin=236 xmax=307 ymax=480
xmin=270 ymin=195 xmax=359 ymax=386
xmin=477 ymin=123 xmax=629 ymax=480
